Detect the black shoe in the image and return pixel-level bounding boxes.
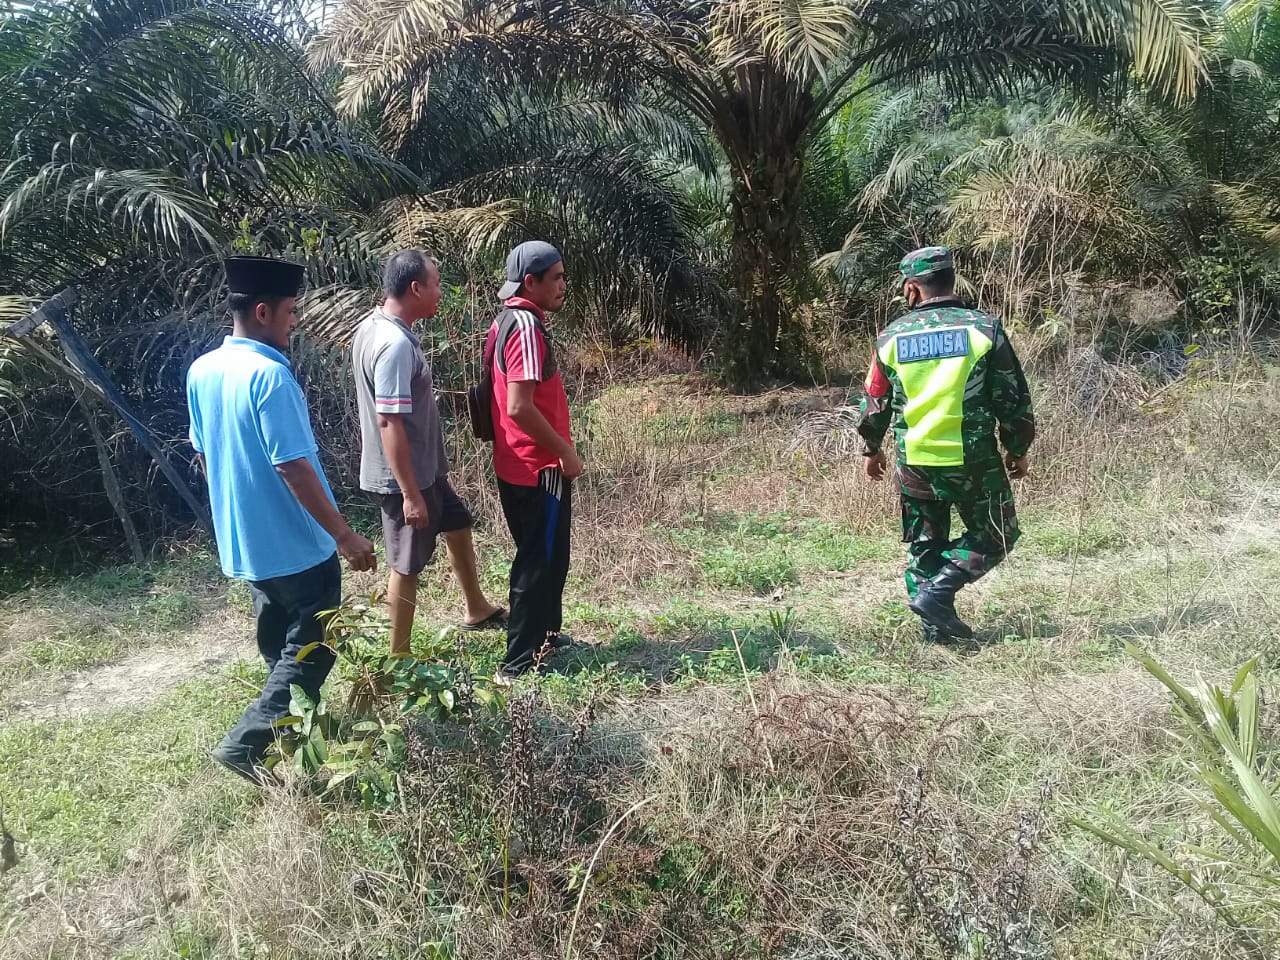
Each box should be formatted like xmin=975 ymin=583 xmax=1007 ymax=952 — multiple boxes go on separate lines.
xmin=908 ymin=564 xmax=975 ymax=640
xmin=493 ymin=659 xmax=537 ymax=687
xmin=211 ymin=745 xmax=277 ymax=786
xmin=921 ymin=622 xmax=960 ymax=647
xmin=547 ymin=632 xmax=575 ymax=650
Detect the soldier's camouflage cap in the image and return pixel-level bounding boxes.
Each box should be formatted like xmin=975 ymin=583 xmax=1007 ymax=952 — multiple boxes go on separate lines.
xmin=899 ymin=246 xmax=953 ymax=281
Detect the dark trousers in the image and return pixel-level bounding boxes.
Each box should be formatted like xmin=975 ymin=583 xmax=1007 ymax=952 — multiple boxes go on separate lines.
xmin=220 ymin=553 xmax=341 ymax=761
xmin=498 ymin=468 xmax=572 ymax=672
xmin=901 ymin=492 xmax=1020 ymax=598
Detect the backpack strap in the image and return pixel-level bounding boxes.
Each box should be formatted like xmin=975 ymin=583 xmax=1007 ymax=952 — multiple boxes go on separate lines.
xmin=491 ymin=307 xmax=547 ymax=377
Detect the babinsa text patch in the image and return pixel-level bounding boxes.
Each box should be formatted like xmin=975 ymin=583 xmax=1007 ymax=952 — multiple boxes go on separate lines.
xmin=895 ymin=328 xmax=970 ymax=363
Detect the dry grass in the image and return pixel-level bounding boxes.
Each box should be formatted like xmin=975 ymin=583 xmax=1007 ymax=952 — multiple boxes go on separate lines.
xmin=4 ymin=327 xmax=1280 ymax=960
xmin=46 ymin=662 xmax=1239 ymax=960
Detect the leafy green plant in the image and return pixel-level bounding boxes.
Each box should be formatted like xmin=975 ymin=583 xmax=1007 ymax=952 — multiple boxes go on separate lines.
xmin=318 ymin=597 xmax=500 ymax=720
xmin=325 ymin=715 xmax=407 ymax=809
xmin=675 ymin=624 xmax=776 ymax=683
xmin=264 ymin=598 xmax=507 ymax=806
xmin=1184 ymin=233 xmax=1272 ymax=328
xmin=1072 ymin=643 xmax=1280 ymax=946
xmin=265 ymin=684 xmax=412 ymax=807
xmin=268 ymin=684 xmax=334 ymax=778
xmin=766 ymin=605 xmax=798 ymax=648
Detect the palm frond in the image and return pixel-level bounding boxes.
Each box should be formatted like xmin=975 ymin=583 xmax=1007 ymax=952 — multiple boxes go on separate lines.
xmin=711 ymin=0 xmax=863 ymax=82
xmin=1064 ymin=0 xmax=1209 ymax=101
xmin=1 ymin=164 xmax=219 ymax=251
xmin=861 ymin=142 xmax=940 ymax=210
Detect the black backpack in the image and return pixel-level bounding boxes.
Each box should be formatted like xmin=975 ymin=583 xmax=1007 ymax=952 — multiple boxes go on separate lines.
xmin=466 ymin=331 xmax=496 ymax=442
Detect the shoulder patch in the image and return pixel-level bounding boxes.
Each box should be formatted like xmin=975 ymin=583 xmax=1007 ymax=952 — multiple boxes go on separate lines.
xmin=864 ymin=358 xmax=889 ymax=398
xmin=895 ymin=328 xmax=970 ymax=364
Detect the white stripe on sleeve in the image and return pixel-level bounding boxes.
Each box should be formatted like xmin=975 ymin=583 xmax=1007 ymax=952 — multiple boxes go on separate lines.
xmin=515 ymin=312 xmax=540 ymax=381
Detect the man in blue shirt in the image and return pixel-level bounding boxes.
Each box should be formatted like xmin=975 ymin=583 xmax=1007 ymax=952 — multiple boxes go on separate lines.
xmin=187 ymin=255 xmax=376 ymax=784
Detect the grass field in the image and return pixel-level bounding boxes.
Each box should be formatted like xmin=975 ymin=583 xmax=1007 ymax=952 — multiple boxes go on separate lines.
xmin=2 ymin=342 xmax=1279 ymax=959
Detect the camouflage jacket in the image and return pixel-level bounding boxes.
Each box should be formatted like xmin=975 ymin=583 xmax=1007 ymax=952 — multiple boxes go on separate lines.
xmin=856 ymin=298 xmax=1034 ymax=500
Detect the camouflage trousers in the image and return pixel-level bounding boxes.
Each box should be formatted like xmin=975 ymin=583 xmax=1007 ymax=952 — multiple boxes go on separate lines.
xmin=901 ymin=490 xmax=1020 ymax=598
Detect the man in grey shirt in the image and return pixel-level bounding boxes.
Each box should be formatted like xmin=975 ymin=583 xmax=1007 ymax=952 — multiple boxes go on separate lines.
xmin=353 ymin=250 xmax=505 ymax=655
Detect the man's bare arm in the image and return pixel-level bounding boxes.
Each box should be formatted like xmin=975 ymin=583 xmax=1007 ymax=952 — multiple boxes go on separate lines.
xmin=377 ymin=413 xmax=429 ymax=528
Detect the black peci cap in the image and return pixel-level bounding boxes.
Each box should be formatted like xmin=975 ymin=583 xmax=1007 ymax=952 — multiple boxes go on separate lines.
xmin=224 ymin=256 xmax=305 ymax=298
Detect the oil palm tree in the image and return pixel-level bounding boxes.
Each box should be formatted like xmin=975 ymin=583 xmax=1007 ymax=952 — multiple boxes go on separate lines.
xmin=0 ymin=0 xmax=714 ymax=349
xmin=0 ymin=0 xmax=713 ymax=548
xmin=314 ymin=0 xmax=1207 ymax=386
xmin=829 ymin=1 xmax=1280 ymax=323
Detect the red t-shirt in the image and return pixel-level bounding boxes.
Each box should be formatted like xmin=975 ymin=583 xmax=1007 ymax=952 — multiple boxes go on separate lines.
xmin=487 ymin=297 xmax=572 ymax=486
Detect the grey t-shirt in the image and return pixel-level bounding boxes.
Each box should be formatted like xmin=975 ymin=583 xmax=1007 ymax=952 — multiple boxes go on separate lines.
xmin=352 ymin=308 xmax=448 ymax=494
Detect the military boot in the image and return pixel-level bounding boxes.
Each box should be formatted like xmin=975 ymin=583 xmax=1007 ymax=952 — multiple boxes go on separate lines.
xmin=921 ymin=622 xmax=959 ymax=647
xmin=909 ymin=563 xmax=974 ymax=639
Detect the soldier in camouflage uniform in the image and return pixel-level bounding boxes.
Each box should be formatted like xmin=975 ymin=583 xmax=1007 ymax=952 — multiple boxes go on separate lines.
xmin=856 ymin=247 xmax=1034 ymax=642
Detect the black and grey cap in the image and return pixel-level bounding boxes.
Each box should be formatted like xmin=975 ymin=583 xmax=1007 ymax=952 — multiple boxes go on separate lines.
xmin=499 ymin=241 xmax=562 ymax=299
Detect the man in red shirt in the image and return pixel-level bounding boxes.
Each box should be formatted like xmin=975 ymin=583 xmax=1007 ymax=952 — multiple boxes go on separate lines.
xmin=486 ymin=241 xmax=582 ymax=682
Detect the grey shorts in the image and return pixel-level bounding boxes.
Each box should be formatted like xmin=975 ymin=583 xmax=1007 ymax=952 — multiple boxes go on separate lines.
xmin=379 ymin=477 xmax=474 ymax=576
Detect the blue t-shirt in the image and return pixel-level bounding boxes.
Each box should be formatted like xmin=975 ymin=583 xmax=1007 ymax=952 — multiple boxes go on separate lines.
xmin=187 ymin=337 xmax=338 ymax=581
